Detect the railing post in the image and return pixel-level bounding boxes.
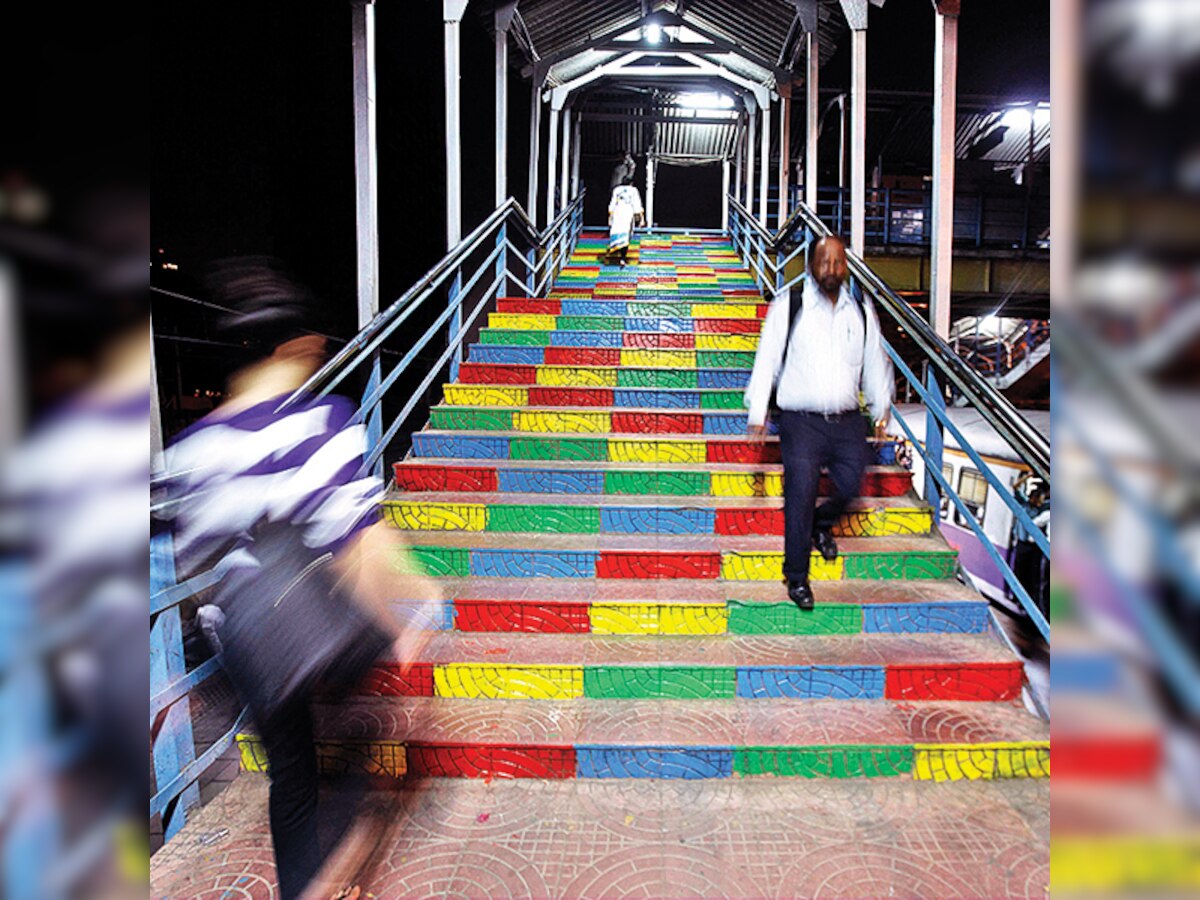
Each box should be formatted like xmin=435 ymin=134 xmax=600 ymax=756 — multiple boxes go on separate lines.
xmin=448 ymin=269 xmax=463 ymax=383
xmin=883 ymin=187 xmax=891 ymax=246
xmin=976 ymin=189 xmax=985 ymax=248
xmin=924 ymin=367 xmax=945 ymax=513
xmin=526 ymin=246 xmax=536 ymax=297
xmin=496 ymin=222 xmax=506 ymax=305
xmin=150 ymin=531 xmax=199 ymax=841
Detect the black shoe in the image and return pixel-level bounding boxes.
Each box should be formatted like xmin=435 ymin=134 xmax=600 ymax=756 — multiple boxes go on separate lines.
xmin=813 ymin=529 xmax=838 ymax=561
xmin=787 ymin=580 xmax=814 ymax=611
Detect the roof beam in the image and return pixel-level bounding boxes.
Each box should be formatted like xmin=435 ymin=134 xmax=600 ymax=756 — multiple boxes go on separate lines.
xmin=582 ymin=112 xmax=740 ymax=125
xmin=656 ymin=11 xmax=789 ymax=80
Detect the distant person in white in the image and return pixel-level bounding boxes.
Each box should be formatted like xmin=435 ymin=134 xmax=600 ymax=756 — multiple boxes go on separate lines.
xmin=744 ymin=235 xmax=894 ymax=610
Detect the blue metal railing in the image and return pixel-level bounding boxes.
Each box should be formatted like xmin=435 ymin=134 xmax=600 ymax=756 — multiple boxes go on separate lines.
xmin=728 ymin=195 xmax=1050 ymax=643
xmin=148 ymin=192 xmax=585 ymax=840
xmin=808 ymin=185 xmax=1048 ymax=250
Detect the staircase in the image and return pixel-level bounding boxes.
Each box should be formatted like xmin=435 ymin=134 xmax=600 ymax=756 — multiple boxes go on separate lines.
xmin=151 ymin=232 xmax=1050 ymax=898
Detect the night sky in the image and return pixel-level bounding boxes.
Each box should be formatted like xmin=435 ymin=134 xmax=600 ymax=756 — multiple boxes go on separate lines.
xmin=152 ymin=0 xmax=1048 ymax=428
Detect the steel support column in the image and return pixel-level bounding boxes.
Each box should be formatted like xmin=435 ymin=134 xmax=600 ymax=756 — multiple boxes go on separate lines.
xmin=444 ymin=0 xmax=468 ymax=382
xmin=559 ymin=103 xmax=572 ymax=215
xmin=850 ymin=28 xmax=867 ymax=255
xmin=721 ymin=158 xmax=730 ymax=230
xmin=646 ymin=155 xmax=656 ymax=228
xmin=745 ymin=102 xmax=756 ymax=212
xmin=546 ymin=99 xmax=560 ymax=225
xmin=778 ymin=84 xmax=791 ymax=228
xmin=494 ymin=3 xmax=515 ymax=207
xmin=527 ymin=79 xmax=542 ymax=226
xmin=759 ymin=98 xmax=771 ymax=227
xmin=571 ymin=112 xmax=581 ymax=199
xmin=352 ymin=0 xmax=382 ymax=472
xmin=805 ymin=30 xmax=819 ymax=210
xmin=931 ymin=1 xmax=959 ymax=339
xmin=734 ymin=115 xmax=744 ymax=204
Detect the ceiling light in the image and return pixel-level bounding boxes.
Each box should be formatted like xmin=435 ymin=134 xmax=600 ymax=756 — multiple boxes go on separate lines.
xmin=645 ymin=23 xmax=662 ymax=43
xmin=677 ymin=92 xmax=734 ymax=110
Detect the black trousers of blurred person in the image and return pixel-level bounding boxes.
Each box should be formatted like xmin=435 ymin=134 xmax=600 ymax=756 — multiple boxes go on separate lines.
xmin=777 ymin=410 xmax=869 ymax=583
xmin=259 ymin=702 xmax=322 ymax=900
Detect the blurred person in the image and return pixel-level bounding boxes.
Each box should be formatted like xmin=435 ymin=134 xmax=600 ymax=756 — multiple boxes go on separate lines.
xmin=743 ymin=236 xmax=894 ymax=610
xmin=606 ymin=174 xmax=644 ymax=267
xmin=0 ymin=186 xmax=150 ymax=897
xmin=159 ymin=258 xmax=441 ymax=900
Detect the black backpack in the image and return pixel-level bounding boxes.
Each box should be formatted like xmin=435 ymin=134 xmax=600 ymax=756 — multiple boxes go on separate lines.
xmin=768 ymin=275 xmax=868 ymax=415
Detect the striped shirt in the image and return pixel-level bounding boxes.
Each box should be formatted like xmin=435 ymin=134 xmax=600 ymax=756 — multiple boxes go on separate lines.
xmin=161 ymin=394 xmax=382 ymax=578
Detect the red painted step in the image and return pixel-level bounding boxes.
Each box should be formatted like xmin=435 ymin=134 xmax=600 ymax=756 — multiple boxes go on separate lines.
xmin=405 ymin=742 xmax=576 ymax=779
xmin=527 ymin=387 xmax=615 ymax=407
xmin=884 ymin=663 xmax=1023 ymax=702
xmin=454 ymin=599 xmax=591 ymax=633
xmin=695 ymin=318 xmax=762 ymax=334
xmin=595 ymin=550 xmax=721 ymax=580
xmin=457 ymin=363 xmax=537 ymax=385
xmin=611 ymin=412 xmax=704 ymax=434
xmin=623 ymin=333 xmax=695 ymax=349
xmin=496 ymin=298 xmax=562 ymax=314
xmin=543 ymin=347 xmax=622 ymax=366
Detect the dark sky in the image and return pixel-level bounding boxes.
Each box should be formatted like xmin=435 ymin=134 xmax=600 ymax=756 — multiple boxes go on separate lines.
xmin=153 ymin=0 xmax=1050 ymax=342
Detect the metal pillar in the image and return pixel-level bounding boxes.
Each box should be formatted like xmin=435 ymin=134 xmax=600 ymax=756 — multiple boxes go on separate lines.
xmin=745 ymin=104 xmax=756 ymax=211
xmin=805 ymin=30 xmax=819 ymax=210
xmin=778 ymin=85 xmax=791 ymax=227
xmin=930 ymin=2 xmax=959 ymax=339
xmin=494 ymin=4 xmax=515 ymax=207
xmin=560 ymin=103 xmax=572 ymax=215
xmin=734 ymin=117 xmax=744 ymax=204
xmin=546 ymin=99 xmax=560 ymax=225
xmin=1050 ymin=0 xmax=1078 ymax=306
xmin=850 ymin=28 xmax=867 ymax=255
xmin=758 ymin=98 xmax=770 ymax=227
xmin=571 ymin=112 xmax=582 ymax=199
xmin=646 ymin=155 xmax=656 ymax=228
xmin=527 ymin=79 xmax=542 ymax=225
xmin=721 ymin=159 xmax=730 ymax=230
xmin=352 ymin=0 xmax=382 ymax=471
xmin=444 ymin=0 xmax=468 ymax=381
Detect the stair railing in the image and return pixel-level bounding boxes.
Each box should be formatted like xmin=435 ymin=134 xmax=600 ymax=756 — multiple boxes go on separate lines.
xmin=148 ymin=192 xmax=585 ymax=840
xmin=728 ymin=195 xmax=1050 ymax=641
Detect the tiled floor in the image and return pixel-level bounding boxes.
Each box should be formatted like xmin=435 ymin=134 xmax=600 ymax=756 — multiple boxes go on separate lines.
xmin=150 ymin=773 xmax=1050 ymax=899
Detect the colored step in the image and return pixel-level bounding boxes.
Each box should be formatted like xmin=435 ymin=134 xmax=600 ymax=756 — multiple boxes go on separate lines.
xmin=392 ymin=460 xmax=914 ymax=498
xmin=402 ymin=533 xmax=957 ymax=582
xmin=359 ymin=631 xmax=1021 ymax=702
xmin=478 ymin=328 xmax=758 ymax=349
xmin=458 ymin=358 xmax=754 ymax=384
xmin=444 ymin=383 xmax=749 ymax=409
xmin=428 ymin=406 xmax=769 ymax=435
xmin=409 ymin=432 xmax=903 ymax=466
xmin=383 ymin=493 xmax=934 ymax=538
xmin=235 ymin=697 xmax=1048 ymax=780
xmin=486 ymin=313 xmax=764 ymax=333
xmin=390 ymin=576 xmax=991 ymax=635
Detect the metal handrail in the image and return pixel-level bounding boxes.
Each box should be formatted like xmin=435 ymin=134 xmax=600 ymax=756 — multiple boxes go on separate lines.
xmin=734 ymin=195 xmax=1050 ymax=484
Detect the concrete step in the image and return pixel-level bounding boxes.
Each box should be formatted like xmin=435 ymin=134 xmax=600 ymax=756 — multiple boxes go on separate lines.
xmin=402 ymin=531 xmax=957 ymax=582
xmin=384 ymin=492 xmax=933 ymax=538
xmin=464 ymin=347 xmax=757 ymax=369
xmin=496 ymin=298 xmax=768 ymax=318
xmin=392 ymin=458 xmax=913 ymax=498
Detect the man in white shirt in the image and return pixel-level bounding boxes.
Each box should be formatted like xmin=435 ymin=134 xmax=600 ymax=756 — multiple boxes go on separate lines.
xmin=744 ymin=236 xmax=894 ymax=610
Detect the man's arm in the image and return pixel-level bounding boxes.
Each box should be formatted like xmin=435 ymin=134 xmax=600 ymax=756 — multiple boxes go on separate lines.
xmin=744 ymin=291 xmax=791 ymax=430
xmin=860 ymin=299 xmax=895 ymax=429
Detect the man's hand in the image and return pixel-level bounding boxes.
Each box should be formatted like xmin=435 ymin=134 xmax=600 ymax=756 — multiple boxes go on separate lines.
xmin=747 ymin=422 xmax=769 ymax=442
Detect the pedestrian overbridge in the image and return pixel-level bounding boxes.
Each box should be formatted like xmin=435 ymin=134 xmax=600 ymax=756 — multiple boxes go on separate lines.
xmin=149 ymin=4 xmax=1071 ymax=898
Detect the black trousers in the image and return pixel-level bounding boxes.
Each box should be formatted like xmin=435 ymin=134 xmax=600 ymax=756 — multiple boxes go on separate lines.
xmin=777 ymin=410 xmax=870 ymax=582
xmin=259 ymin=702 xmax=323 ymax=900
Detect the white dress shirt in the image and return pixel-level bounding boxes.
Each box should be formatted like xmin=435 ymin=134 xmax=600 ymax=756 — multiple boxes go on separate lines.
xmin=744 ymin=277 xmax=894 ymax=427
